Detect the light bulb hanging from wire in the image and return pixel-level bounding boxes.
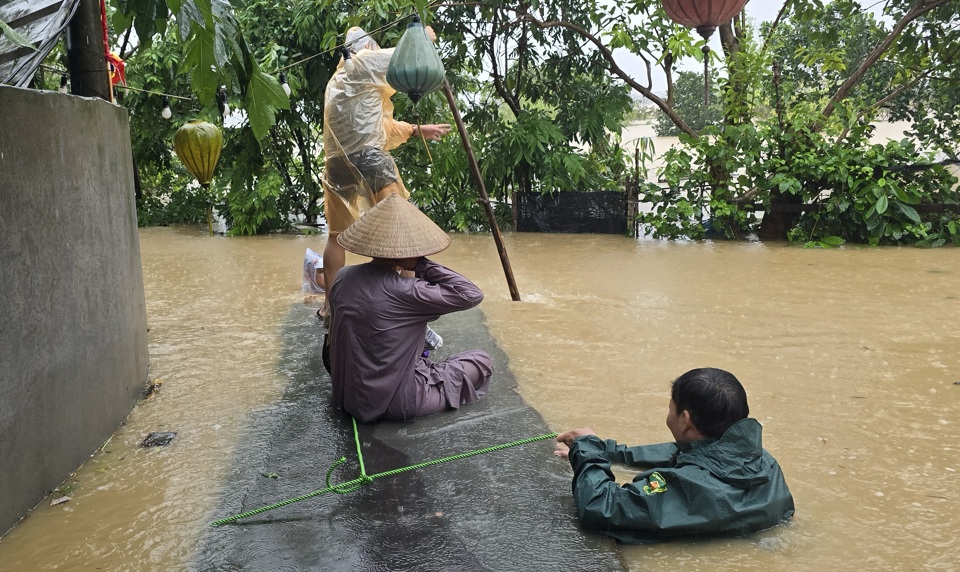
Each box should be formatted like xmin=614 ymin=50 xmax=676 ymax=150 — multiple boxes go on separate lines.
xmin=343 ymin=48 xmax=354 ymax=72
xmin=279 ymin=71 xmax=291 ymax=96
xmin=217 ymin=88 xmax=229 ymax=120
xmin=161 ymin=96 xmax=172 ymax=119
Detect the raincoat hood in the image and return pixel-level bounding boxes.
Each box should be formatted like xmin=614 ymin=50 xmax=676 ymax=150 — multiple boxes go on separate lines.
xmin=675 ymin=418 xmax=770 ymax=488
xmin=345 ymin=27 xmax=380 ymax=53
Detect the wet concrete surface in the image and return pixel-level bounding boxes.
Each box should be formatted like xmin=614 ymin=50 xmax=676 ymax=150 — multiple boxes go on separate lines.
xmin=195 ymin=305 xmax=624 ymax=571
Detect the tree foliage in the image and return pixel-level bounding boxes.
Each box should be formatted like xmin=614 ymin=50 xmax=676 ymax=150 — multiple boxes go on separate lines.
xmin=632 ymin=0 xmax=960 ymax=245
xmin=97 ymin=0 xmax=960 ymax=244
xmin=108 ymin=0 xmax=637 ymax=234
xmin=653 ymin=70 xmax=722 ymax=136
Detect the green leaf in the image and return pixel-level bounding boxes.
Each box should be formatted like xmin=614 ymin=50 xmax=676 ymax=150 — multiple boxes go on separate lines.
xmin=875 ymin=194 xmax=888 ymax=214
xmin=179 ymin=0 xmax=207 ymax=41
xmin=114 ymin=0 xmax=169 ymax=47
xmin=896 ymin=202 xmax=921 ymax=224
xmin=245 ymin=64 xmax=290 ymax=143
xmin=183 ymin=22 xmax=220 ymax=102
xmin=892 ymin=186 xmax=920 ymax=205
xmin=211 ymin=0 xmax=241 ymax=68
xmin=1 ymin=19 xmax=37 ymax=50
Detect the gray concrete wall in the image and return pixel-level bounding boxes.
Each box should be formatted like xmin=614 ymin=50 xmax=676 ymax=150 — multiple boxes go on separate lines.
xmin=0 ymin=85 xmax=149 ymax=535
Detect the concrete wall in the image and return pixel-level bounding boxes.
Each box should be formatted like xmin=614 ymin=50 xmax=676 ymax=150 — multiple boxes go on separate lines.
xmin=0 ymin=85 xmax=149 ymax=535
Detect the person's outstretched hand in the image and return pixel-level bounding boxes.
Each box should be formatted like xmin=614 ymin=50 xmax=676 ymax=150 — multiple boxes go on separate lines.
xmin=554 ymin=427 xmax=597 ymax=459
xmin=418 ymin=124 xmax=451 ymax=141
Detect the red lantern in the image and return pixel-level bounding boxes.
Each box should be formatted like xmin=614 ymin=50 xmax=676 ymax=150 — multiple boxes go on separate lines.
xmin=661 ymin=0 xmax=748 ymax=42
xmin=661 ymin=0 xmax=748 ymax=105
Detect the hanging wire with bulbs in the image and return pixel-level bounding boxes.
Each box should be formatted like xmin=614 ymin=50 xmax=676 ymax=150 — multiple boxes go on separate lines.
xmin=49 ymin=1 xmax=444 ymax=123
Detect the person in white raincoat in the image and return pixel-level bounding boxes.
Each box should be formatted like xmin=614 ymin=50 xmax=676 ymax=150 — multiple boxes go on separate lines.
xmin=320 ymin=26 xmax=450 ymax=319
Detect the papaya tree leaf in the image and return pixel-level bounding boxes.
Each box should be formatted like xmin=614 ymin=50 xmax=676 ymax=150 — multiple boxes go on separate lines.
xmin=178 ymin=0 xmax=208 ymax=41
xmin=183 ymin=22 xmax=220 ymax=103
xmin=211 ymin=0 xmax=241 ymax=68
xmin=245 ymin=64 xmax=290 ymax=143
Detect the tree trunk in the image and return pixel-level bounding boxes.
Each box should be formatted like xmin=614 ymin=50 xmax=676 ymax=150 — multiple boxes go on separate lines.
xmin=758 ymin=192 xmax=802 ymax=240
xmin=758 ymin=61 xmax=796 ymax=241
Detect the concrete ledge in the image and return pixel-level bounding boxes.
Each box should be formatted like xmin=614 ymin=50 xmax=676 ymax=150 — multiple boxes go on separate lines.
xmin=0 ymin=85 xmax=148 ymax=535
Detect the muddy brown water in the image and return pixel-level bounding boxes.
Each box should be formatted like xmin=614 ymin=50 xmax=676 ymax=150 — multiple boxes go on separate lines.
xmin=0 ymin=227 xmax=958 ymax=571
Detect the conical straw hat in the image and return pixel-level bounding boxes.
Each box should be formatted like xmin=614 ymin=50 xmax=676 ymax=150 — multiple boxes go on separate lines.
xmin=337 ymin=193 xmax=451 ymax=258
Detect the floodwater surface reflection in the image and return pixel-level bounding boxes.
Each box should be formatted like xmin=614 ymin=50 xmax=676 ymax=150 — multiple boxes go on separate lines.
xmin=0 ymin=227 xmax=957 ymax=571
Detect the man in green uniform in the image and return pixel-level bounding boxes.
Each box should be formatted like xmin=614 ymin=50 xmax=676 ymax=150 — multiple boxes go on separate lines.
xmin=556 ymin=368 xmax=794 ymax=543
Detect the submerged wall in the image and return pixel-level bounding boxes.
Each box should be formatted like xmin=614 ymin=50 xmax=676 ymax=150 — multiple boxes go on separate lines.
xmin=0 ymin=85 xmax=149 ymax=535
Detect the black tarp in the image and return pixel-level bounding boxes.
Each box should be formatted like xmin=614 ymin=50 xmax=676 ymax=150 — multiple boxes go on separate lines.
xmin=515 ymin=191 xmax=627 ymax=234
xmin=195 ymin=305 xmax=624 ymax=571
xmin=1 ymin=0 xmax=80 ymax=87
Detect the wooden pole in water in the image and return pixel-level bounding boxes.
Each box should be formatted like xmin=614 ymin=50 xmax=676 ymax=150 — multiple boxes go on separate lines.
xmin=441 ymin=79 xmax=521 ymax=302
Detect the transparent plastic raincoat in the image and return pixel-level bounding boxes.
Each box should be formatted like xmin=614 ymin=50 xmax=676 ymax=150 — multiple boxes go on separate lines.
xmin=322 ymin=27 xmax=415 ymax=229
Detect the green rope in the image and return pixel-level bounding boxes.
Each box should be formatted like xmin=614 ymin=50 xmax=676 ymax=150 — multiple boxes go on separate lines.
xmin=209 ymin=420 xmax=557 ymax=526
xmin=365 ymin=431 xmax=557 ymax=481
xmin=353 ymin=417 xmax=368 ymax=480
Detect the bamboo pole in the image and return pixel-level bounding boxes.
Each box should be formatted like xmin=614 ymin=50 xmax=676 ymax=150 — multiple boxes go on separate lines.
xmin=441 ymin=79 xmax=521 ymax=302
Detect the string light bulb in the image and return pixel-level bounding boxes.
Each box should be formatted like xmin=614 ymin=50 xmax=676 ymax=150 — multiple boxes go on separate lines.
xmin=58 ymin=74 xmax=68 ymax=94
xmin=279 ymin=71 xmax=291 ymax=96
xmin=217 ymin=88 xmax=229 ymax=120
xmin=161 ymin=96 xmax=172 ymax=119
xmin=342 ymin=47 xmax=354 ymax=73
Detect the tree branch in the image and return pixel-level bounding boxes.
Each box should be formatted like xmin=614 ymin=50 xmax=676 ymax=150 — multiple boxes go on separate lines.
xmin=838 ymin=41 xmax=960 ymax=141
xmin=119 ymin=27 xmax=133 ymax=59
xmin=819 ymin=0 xmax=953 ymax=125
xmin=488 ymin=10 xmax=521 ymax=116
xmin=759 ymin=0 xmax=794 ymax=57
xmin=519 ymin=14 xmax=697 ymax=138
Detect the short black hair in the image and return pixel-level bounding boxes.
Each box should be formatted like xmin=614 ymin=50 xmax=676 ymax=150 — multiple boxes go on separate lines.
xmin=671 ymin=368 xmax=749 ymax=439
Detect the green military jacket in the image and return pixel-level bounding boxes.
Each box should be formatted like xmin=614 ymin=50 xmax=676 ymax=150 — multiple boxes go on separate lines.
xmin=567 ymin=418 xmax=795 ymax=544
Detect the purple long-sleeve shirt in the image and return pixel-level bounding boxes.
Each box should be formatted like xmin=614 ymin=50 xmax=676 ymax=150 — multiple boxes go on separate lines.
xmin=328 ymin=258 xmax=484 ymax=422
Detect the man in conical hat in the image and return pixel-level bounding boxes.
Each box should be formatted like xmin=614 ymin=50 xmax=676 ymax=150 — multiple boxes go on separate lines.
xmin=327 ymin=194 xmax=492 ymax=423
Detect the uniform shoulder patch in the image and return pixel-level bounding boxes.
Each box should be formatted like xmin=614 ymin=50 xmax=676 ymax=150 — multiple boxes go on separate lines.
xmin=643 ymin=471 xmax=667 ymax=494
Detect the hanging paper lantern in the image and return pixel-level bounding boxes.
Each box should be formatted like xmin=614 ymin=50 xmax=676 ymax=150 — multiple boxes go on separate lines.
xmin=661 ymin=0 xmax=748 ymax=42
xmin=661 ymin=0 xmax=748 ymax=106
xmin=386 ymin=14 xmax=446 ymax=104
xmin=173 ymin=120 xmax=223 ymax=188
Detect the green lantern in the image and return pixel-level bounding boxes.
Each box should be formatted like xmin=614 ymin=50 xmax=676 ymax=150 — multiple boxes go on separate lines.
xmin=174 ymin=120 xmax=223 ymax=187
xmin=386 ymin=14 xmax=445 ymax=104
xmin=173 ymin=120 xmax=223 ymax=235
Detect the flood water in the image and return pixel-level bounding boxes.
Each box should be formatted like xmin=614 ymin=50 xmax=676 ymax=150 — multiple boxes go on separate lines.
xmin=1 ymin=227 xmax=958 ymax=571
